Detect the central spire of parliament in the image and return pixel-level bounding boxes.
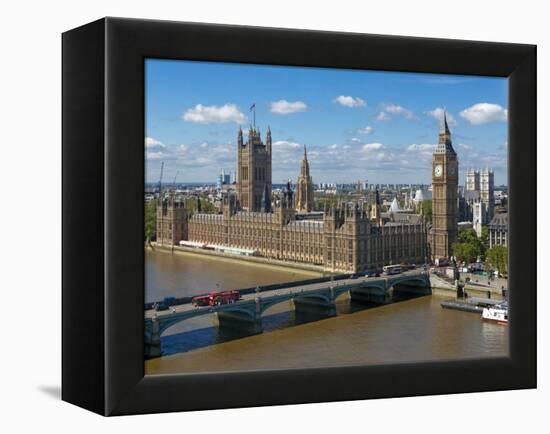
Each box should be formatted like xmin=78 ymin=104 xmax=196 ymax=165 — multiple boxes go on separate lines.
xmin=295 ymin=144 xmax=314 ymax=212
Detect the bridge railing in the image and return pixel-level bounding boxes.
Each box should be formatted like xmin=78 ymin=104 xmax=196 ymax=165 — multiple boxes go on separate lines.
xmin=144 ymin=272 xmax=356 ymax=310
xmin=145 ymin=271 xmax=430 ymax=310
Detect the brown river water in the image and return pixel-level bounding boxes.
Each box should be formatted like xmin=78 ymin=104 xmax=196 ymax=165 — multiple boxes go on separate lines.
xmin=144 ymin=249 xmax=508 ymax=375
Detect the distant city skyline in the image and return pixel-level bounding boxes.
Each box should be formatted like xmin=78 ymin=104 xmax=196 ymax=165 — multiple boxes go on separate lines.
xmin=145 ymin=59 xmax=508 ymax=185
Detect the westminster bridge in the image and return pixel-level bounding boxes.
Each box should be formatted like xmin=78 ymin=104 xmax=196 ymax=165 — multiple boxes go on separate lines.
xmin=144 ymin=270 xmax=431 ymax=358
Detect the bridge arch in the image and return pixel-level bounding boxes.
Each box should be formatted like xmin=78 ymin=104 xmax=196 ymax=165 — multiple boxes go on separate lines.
xmin=293 ymin=292 xmax=333 ymax=305
xmin=387 ymin=274 xmax=432 ymax=296
xmin=333 ymin=281 xmax=388 ymax=300
xmin=259 ymin=291 xmax=333 ymax=315
xmin=154 ymin=309 xmax=213 ymax=337
xmin=389 ymin=274 xmax=430 ymax=287
xmin=260 ymin=296 xmax=294 ymax=316
xmin=149 ymin=303 xmax=260 ymax=339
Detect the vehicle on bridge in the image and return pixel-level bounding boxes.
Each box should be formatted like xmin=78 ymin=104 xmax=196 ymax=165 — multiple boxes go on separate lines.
xmin=400 ymin=263 xmax=416 ymax=271
xmin=154 ymin=296 xmax=177 ymax=311
xmin=192 ymin=290 xmax=241 ymax=307
xmin=434 ymin=258 xmax=449 ymax=267
xmin=383 ymin=265 xmax=402 ymax=275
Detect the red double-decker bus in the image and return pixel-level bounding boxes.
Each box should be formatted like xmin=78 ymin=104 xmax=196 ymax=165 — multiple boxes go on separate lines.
xmin=192 ymin=290 xmax=241 ymax=307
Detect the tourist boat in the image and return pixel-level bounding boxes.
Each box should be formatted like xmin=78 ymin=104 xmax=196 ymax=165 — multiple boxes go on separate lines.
xmin=481 ymin=302 xmax=508 ymax=325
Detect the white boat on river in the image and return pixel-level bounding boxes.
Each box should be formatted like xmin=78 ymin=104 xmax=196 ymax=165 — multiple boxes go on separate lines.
xmin=482 ymin=302 xmax=508 ymax=325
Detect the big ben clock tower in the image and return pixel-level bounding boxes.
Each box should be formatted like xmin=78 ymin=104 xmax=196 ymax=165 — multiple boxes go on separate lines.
xmin=431 ymin=112 xmax=458 ymax=259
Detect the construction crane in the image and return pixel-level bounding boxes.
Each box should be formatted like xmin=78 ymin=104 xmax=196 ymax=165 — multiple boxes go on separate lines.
xmin=158 ymin=161 xmax=164 ymax=200
xmin=172 ymin=170 xmax=179 ymax=190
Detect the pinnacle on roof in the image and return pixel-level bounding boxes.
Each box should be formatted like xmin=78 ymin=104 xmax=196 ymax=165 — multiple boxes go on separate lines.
xmin=390 ymin=197 xmax=401 ymax=213
xmin=435 ymin=110 xmax=456 ymax=155
xmin=441 ymin=110 xmax=451 ymax=136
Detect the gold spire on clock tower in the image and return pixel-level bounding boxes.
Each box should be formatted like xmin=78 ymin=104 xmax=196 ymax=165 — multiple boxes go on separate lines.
xmin=431 ymin=112 xmax=458 ymax=259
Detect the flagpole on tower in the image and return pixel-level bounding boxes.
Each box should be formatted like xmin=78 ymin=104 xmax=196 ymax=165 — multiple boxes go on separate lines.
xmin=250 ymin=103 xmax=256 ymax=129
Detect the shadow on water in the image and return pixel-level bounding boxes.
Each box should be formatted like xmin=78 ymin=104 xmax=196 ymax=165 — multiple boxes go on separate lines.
xmin=160 ymin=311 xmax=295 ymax=356
xmin=159 ymin=291 xmax=427 ymax=357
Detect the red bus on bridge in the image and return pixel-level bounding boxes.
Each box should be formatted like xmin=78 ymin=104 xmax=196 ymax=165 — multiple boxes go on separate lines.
xmin=192 ymin=290 xmax=241 ymax=307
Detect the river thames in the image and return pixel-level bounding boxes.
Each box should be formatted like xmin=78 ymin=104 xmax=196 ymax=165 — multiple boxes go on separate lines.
xmin=145 ymin=249 xmax=508 ymax=375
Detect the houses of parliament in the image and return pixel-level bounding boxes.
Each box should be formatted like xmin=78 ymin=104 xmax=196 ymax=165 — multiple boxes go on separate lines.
xmin=155 ymin=123 xmax=458 ymax=273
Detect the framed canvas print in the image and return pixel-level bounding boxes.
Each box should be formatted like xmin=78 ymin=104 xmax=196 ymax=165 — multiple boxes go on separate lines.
xmin=62 ymin=17 xmax=536 ymax=416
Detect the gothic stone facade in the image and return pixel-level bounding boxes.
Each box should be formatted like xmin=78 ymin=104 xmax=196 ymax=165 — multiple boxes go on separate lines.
xmin=488 ymin=212 xmax=508 ymax=248
xmin=156 ymin=195 xmax=188 ymax=246
xmin=156 ymin=126 xmax=428 ymax=273
xmin=464 ymin=167 xmax=495 ymax=223
xmin=431 ymin=113 xmax=458 ymax=259
xmin=236 ymin=126 xmax=272 ymax=212
xmin=158 ymin=195 xmax=427 ymax=273
xmin=295 ymin=145 xmax=314 ymax=212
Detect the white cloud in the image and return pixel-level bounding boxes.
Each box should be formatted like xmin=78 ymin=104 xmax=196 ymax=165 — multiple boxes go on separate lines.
xmin=146 ymin=151 xmax=164 ymax=160
xmin=358 ymin=126 xmax=374 ymax=135
xmin=362 ymin=142 xmax=384 ymax=152
xmin=212 ymin=144 xmax=232 ymax=154
xmin=145 ymin=137 xmax=167 ymax=160
xmin=351 ymin=137 xmax=361 ymax=143
xmin=269 ymin=100 xmax=308 ymax=115
xmin=334 ymin=95 xmax=366 ymax=107
xmin=375 ymin=104 xmax=414 ymax=121
xmin=183 ymin=104 xmax=246 ymax=124
xmin=273 ymin=140 xmax=301 ymax=150
xmin=459 ymin=103 xmax=508 ymax=125
xmin=424 ymin=107 xmax=458 ymax=127
xmin=145 ymin=137 xmax=164 ymax=148
xmin=458 ymin=143 xmax=472 ymax=150
xmin=406 ymin=143 xmax=437 ymax=152
xmin=384 ymin=104 xmax=415 ymax=119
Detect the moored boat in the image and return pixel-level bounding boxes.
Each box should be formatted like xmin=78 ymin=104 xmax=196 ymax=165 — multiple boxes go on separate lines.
xmin=481 ymin=302 xmax=508 ymax=325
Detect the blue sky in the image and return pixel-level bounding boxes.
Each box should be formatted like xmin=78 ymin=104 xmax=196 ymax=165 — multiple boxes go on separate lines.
xmin=145 ymin=59 xmax=508 ymax=185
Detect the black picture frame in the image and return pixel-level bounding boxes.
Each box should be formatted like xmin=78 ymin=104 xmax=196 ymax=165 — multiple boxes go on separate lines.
xmin=62 ymin=17 xmax=536 ymax=416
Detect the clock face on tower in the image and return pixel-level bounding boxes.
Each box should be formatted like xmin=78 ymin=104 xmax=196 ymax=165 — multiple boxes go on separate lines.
xmin=434 ymin=164 xmax=443 ymax=178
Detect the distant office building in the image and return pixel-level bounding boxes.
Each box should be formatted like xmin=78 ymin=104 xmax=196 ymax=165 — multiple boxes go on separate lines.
xmin=216 ymin=169 xmax=232 ymax=190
